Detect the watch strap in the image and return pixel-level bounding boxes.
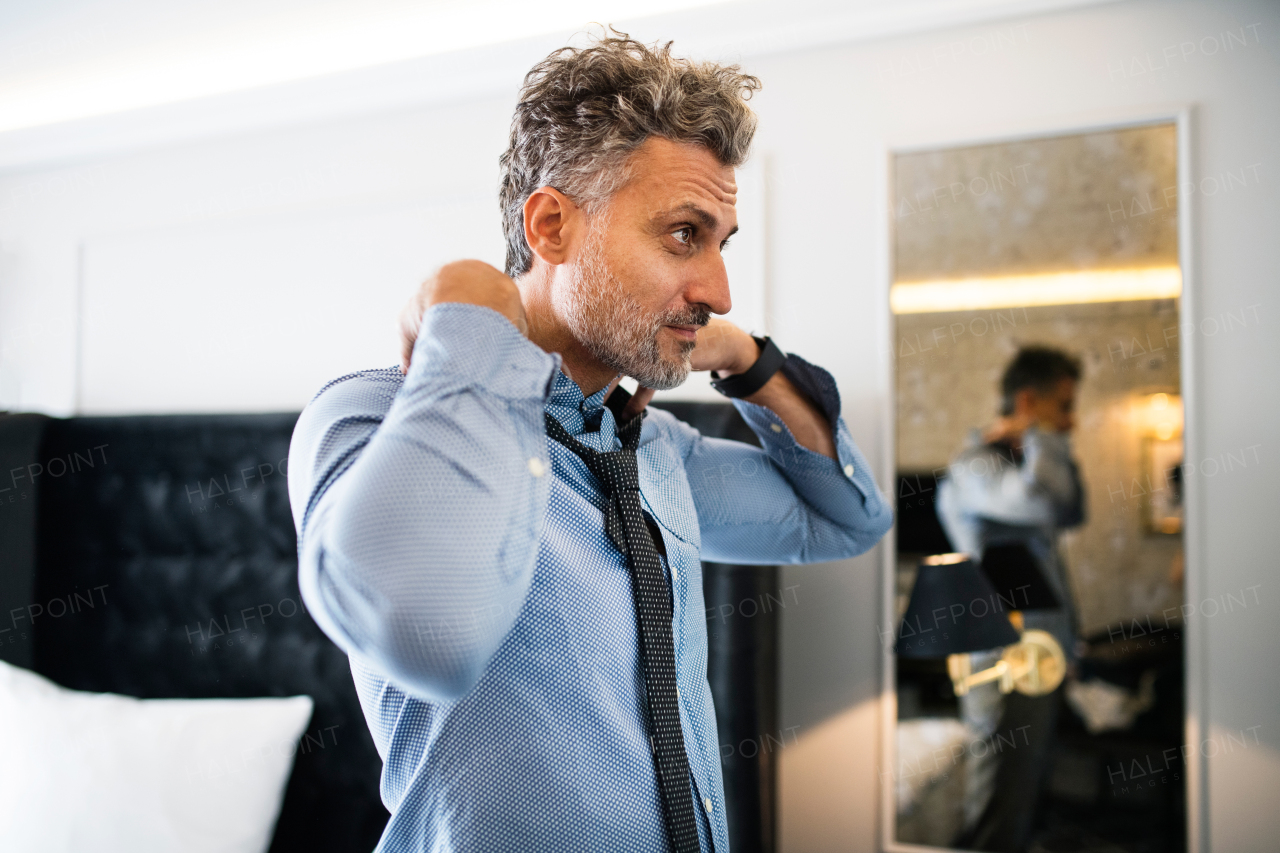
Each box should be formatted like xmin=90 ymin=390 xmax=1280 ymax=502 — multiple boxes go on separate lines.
xmin=710 ymin=336 xmax=787 ymax=399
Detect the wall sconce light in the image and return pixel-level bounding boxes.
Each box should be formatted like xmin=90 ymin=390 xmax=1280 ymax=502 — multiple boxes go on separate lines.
xmin=1141 ymin=391 xmax=1184 ymax=441
xmin=946 ymin=625 xmax=1066 ymax=697
xmin=895 ymin=550 xmax=1067 ymax=698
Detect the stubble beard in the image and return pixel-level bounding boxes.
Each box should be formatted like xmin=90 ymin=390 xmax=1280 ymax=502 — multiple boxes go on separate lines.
xmin=558 ymin=223 xmax=709 ymax=392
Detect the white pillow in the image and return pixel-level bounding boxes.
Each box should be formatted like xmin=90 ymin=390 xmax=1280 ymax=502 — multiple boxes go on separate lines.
xmin=0 ymin=660 xmax=313 ymax=853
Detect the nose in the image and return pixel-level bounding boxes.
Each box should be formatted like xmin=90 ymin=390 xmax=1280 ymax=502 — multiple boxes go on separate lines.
xmin=683 ymin=251 xmax=732 ymax=316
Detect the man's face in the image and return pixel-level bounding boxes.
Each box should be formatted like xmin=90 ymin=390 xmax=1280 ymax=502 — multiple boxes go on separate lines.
xmin=556 ymin=137 xmax=737 ymax=390
xmin=1028 ymin=378 xmax=1078 ymax=433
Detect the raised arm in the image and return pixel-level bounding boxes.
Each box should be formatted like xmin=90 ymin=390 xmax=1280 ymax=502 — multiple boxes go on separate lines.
xmin=670 ymin=351 xmax=892 ymax=565
xmin=693 ymin=319 xmax=838 ymax=460
xmin=289 ymin=265 xmax=558 ymax=702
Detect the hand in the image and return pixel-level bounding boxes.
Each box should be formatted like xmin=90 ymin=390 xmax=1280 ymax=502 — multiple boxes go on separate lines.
xmin=689 ymin=317 xmax=759 ymax=377
xmin=602 ymin=319 xmax=755 ymax=422
xmin=400 ymin=260 xmax=528 ymax=374
xmin=981 ymin=416 xmax=1030 ymax=445
xmin=604 ymin=377 xmax=656 ymax=422
xmin=983 ymin=410 xmax=1062 ymax=445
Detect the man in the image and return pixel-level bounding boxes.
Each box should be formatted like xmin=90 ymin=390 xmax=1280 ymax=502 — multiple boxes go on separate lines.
xmin=288 ymin=34 xmax=891 ymax=852
xmin=936 ymin=345 xmax=1086 ymax=851
xmin=937 ymin=345 xmax=1085 ymax=657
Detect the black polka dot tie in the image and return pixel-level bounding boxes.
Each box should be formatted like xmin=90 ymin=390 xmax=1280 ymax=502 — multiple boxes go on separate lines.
xmin=544 ymin=388 xmax=700 ymax=853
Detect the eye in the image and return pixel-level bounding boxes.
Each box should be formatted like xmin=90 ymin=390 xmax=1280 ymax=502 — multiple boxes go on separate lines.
xmin=719 ymin=237 xmax=732 ymax=251
xmin=672 ymin=226 xmax=693 ymax=245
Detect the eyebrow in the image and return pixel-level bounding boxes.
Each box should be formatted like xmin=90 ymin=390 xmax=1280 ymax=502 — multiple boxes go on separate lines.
xmin=657 ymin=202 xmax=739 ymax=240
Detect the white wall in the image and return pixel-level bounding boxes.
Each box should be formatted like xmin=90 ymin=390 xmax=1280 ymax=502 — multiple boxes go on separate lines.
xmin=0 ymin=100 xmax=765 ymax=413
xmin=1 ymin=0 xmax=1277 ymax=850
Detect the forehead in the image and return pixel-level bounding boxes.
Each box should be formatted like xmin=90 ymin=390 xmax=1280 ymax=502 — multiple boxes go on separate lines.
xmin=620 ymin=136 xmax=738 ymax=218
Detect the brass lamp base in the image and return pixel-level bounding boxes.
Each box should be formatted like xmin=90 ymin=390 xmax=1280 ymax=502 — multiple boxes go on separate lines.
xmin=946 ymin=629 xmax=1066 ymax=697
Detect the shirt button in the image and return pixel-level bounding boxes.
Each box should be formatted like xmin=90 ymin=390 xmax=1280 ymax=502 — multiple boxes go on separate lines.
xmin=843 ymin=463 xmax=855 ymax=477
xmin=528 ymin=458 xmax=546 ymax=477
xmin=704 ymin=797 xmax=713 ymax=813
xmin=770 ymin=423 xmax=782 ymax=433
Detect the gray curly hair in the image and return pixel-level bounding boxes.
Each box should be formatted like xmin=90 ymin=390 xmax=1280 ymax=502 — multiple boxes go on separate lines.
xmin=498 ymin=32 xmax=761 ymax=278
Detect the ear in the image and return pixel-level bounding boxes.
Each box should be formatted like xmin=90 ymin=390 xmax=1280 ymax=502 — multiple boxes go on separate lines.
xmin=523 ymin=186 xmax=582 ymax=267
xmin=1013 ymin=387 xmax=1038 ymax=416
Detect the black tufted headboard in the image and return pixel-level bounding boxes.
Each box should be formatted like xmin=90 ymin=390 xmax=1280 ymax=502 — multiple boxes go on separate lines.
xmin=1 ymin=404 xmax=778 ymax=853
xmin=10 ymin=412 xmax=388 ymax=853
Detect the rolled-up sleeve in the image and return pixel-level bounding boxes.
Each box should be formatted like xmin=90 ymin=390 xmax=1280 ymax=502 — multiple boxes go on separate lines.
xmin=680 ymin=353 xmax=893 ymax=565
xmin=287 ymin=303 xmax=560 ymax=701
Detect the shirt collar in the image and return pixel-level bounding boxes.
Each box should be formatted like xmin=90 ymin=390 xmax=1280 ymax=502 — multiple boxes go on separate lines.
xmin=545 ymin=369 xmax=621 ymax=448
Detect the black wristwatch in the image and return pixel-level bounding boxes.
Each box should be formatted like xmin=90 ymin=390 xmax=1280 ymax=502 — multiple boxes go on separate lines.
xmin=710 ymin=336 xmax=787 ymax=399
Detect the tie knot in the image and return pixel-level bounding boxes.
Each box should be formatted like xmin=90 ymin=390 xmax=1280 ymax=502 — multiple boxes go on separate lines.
xmin=543 ymin=412 xmax=642 ymax=497
xmin=595 ymin=450 xmax=640 ymax=493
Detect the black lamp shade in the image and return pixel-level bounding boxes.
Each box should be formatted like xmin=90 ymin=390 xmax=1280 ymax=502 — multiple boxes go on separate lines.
xmin=895 ymin=555 xmax=1021 ymax=657
xmin=979 ymin=542 xmax=1061 ymax=610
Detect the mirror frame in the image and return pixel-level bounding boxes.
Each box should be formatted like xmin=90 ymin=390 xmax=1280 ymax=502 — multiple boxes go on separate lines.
xmin=875 ymin=106 xmax=1203 ymax=853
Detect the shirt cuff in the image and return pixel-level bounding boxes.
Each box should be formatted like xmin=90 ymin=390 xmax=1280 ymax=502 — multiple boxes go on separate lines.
xmin=406 ymin=302 xmax=560 ymax=400
xmin=729 ymin=353 xmax=880 ymax=502
xmin=778 ymin=352 xmax=842 ymax=425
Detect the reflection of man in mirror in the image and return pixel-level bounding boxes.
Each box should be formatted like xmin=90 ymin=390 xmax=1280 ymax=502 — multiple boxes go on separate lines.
xmin=936 ymin=345 xmax=1085 ymax=852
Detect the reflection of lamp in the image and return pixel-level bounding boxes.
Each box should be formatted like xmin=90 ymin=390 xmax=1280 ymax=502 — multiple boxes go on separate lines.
xmin=895 ymin=552 xmax=1066 ymax=697
xmin=1140 ymin=392 xmax=1184 ymax=441
xmin=894 ymin=553 xmax=1020 ymax=658
xmin=946 ymin=630 xmax=1065 ymax=697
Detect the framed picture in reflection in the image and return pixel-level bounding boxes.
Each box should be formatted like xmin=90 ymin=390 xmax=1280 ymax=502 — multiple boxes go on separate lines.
xmin=1144 ymin=436 xmax=1184 ymax=535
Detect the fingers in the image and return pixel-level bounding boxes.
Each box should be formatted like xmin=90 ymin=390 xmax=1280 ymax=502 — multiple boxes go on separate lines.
xmin=602 ymin=378 xmax=655 ymax=421
xmin=689 ymin=317 xmax=751 ymax=374
xmin=400 ymin=260 xmax=530 ymax=375
xmin=622 ymin=386 xmax=656 ymax=421
xmin=399 ymin=292 xmax=424 ymax=375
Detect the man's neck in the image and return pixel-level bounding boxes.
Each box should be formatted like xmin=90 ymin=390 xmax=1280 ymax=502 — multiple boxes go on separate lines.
xmin=518 ymin=270 xmax=619 ymax=398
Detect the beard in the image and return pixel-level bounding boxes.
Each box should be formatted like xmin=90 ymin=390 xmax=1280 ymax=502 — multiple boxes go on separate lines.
xmin=557 ymin=224 xmax=710 ymax=391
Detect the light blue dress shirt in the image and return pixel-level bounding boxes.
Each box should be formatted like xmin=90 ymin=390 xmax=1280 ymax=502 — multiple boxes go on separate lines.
xmin=288 ymin=303 xmax=892 ymax=852
xmin=935 ymin=428 xmax=1086 ymax=657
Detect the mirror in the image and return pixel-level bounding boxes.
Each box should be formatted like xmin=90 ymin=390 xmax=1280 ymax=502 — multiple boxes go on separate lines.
xmin=887 ymin=123 xmax=1186 ymax=852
